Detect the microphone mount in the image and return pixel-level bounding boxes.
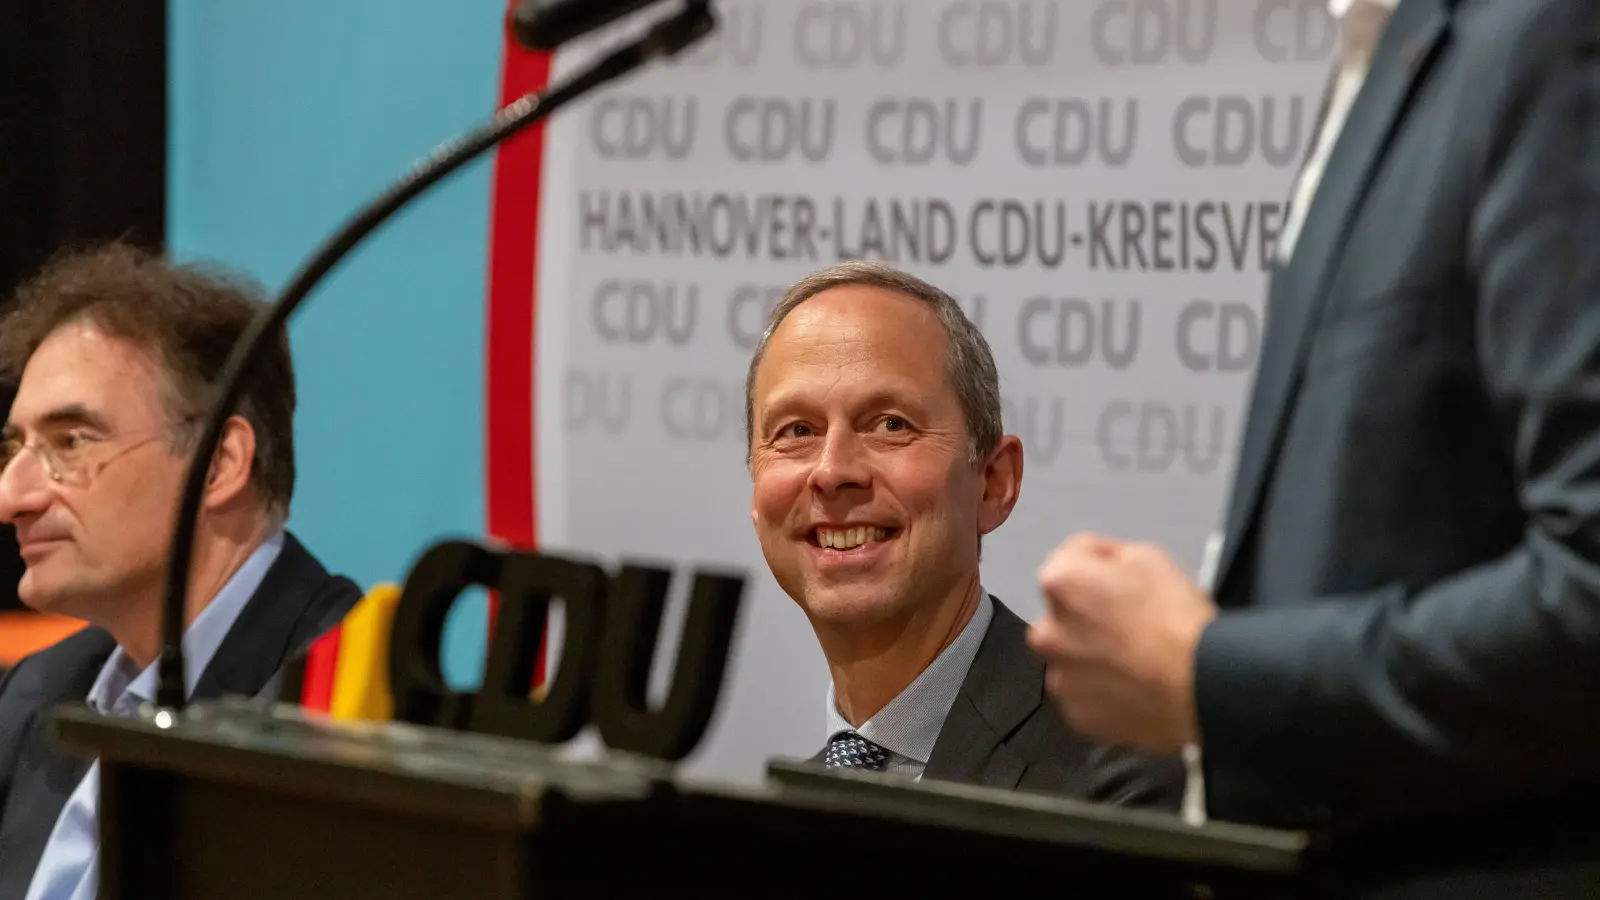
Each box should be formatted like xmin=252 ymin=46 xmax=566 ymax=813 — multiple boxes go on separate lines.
xmin=150 ymin=0 xmax=715 ymax=715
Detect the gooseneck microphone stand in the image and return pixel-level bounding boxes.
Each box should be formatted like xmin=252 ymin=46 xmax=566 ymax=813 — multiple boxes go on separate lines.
xmin=150 ymin=1 xmax=715 ymax=716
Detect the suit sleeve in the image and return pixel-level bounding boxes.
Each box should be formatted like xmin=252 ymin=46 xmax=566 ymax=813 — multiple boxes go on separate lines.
xmin=1195 ymin=17 xmax=1600 ymax=829
xmin=1084 ymin=743 xmax=1186 ymax=811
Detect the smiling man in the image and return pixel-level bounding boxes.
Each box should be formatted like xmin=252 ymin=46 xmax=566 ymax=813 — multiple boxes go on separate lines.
xmin=0 ymin=243 xmax=363 ymax=900
xmin=745 ymin=260 xmax=1180 ymax=803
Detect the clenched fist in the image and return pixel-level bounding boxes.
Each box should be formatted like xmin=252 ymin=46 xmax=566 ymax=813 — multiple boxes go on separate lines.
xmin=1026 ymin=533 xmax=1218 ymax=755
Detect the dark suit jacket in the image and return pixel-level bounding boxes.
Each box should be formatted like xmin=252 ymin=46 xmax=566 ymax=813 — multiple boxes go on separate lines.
xmin=0 ymin=533 xmax=362 ymax=900
xmin=1198 ymin=0 xmax=1600 ymax=893
xmin=819 ymin=597 xmax=1183 ymax=808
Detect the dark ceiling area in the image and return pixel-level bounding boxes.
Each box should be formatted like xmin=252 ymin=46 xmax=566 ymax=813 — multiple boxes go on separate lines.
xmin=0 ymin=0 xmax=167 ymax=612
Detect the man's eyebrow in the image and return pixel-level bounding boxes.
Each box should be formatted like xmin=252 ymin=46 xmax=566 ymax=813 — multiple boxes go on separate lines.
xmin=756 ymin=386 xmax=927 ymax=422
xmin=30 ymin=404 xmax=113 ymax=433
xmin=856 ymin=389 xmax=925 ymax=413
xmin=756 ymin=388 xmax=803 ymax=419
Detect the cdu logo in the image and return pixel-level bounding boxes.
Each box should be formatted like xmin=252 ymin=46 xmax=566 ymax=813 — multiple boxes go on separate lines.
xmin=937 ymin=1 xmax=1061 ymax=69
xmin=588 ymin=96 xmax=697 ymax=161
xmin=591 ymin=279 xmax=700 ymax=346
xmin=1092 ymin=0 xmax=1219 ymax=67
xmin=794 ymin=2 xmax=907 ymax=70
xmin=382 ymin=541 xmax=745 ymax=761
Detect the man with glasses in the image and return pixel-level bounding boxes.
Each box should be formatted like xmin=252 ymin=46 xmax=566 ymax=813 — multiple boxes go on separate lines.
xmin=0 ymin=243 xmax=364 ymax=900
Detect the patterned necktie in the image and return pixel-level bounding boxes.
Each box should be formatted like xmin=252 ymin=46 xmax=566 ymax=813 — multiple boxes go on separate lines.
xmin=822 ymin=731 xmax=890 ymax=771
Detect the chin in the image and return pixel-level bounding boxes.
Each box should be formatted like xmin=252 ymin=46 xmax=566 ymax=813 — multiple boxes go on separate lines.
xmin=798 ymin=581 xmax=909 ymax=629
xmin=17 ymin=584 xmax=63 ymax=616
xmin=18 ymin=571 xmax=85 ymax=619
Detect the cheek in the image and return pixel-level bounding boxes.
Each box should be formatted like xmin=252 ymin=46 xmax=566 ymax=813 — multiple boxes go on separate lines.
xmin=93 ymin=463 xmax=183 ymax=529
xmin=892 ymin=456 xmax=967 ymax=511
xmin=891 ymin=461 xmax=983 ymax=538
xmin=750 ymin=463 xmax=808 ymax=527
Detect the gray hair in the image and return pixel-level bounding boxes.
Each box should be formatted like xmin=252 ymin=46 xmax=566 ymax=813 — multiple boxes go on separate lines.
xmin=743 ymin=260 xmax=1002 ymax=466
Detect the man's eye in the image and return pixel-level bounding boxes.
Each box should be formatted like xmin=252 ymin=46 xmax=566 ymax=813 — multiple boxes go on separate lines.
xmin=54 ymin=432 xmax=91 ymax=457
xmin=880 ymin=417 xmax=907 ymax=432
xmin=783 ymin=423 xmax=814 ymax=438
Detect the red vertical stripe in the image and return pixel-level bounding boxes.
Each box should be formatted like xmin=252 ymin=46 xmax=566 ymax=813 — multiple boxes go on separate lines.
xmin=485 ymin=14 xmax=552 ymax=685
xmin=299 ymin=624 xmax=343 ymax=713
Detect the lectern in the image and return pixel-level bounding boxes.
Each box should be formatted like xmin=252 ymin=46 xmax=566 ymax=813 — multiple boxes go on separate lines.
xmin=52 ymin=700 xmax=1323 ymax=899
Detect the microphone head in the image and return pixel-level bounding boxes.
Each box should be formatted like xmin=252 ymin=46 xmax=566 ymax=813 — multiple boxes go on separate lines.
xmin=509 ymin=0 xmax=667 ymax=52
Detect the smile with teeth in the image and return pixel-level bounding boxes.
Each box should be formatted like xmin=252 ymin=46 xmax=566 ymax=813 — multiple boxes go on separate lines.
xmin=811 ymin=526 xmax=893 ymax=550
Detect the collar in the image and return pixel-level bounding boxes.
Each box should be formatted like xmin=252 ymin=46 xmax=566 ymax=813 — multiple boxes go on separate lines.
xmin=86 ymin=531 xmax=286 ymax=716
xmin=825 ymin=590 xmax=994 ymax=763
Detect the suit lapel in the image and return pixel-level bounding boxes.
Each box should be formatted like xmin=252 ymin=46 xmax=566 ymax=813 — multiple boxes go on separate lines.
xmin=924 ymin=694 xmax=1029 ymax=789
xmin=191 ymin=533 xmax=343 ymax=702
xmin=923 ymin=599 xmax=1037 ymax=790
xmin=1216 ymin=0 xmax=1450 ymax=596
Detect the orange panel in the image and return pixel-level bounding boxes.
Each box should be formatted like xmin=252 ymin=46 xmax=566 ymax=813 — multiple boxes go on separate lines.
xmin=0 ymin=612 xmax=90 ymax=667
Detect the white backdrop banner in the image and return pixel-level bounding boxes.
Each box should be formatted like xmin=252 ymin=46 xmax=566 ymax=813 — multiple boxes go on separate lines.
xmin=532 ymin=0 xmax=1334 ymax=781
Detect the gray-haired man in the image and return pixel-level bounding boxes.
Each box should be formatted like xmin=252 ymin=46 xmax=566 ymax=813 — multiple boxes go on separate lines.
xmin=746 ymin=260 xmax=1181 ymax=804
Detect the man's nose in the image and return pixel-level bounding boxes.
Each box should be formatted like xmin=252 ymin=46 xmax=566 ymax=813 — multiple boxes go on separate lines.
xmin=810 ymin=429 xmax=872 ymax=496
xmin=0 ymin=451 xmax=53 ymax=524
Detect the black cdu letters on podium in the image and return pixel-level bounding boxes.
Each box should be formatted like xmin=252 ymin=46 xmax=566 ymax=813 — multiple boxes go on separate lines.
xmin=384 ymin=540 xmax=743 ymax=760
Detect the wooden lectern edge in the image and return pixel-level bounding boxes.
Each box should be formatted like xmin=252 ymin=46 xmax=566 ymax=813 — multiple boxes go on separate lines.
xmin=761 ymin=759 xmax=1311 ymax=876
xmin=48 ymin=702 xmax=663 ymax=832
xmin=50 ymin=699 xmax=1314 ymax=880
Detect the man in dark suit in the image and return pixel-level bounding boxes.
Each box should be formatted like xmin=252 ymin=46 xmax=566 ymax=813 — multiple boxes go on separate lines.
xmin=0 ymin=243 xmax=363 ymax=900
xmin=1027 ymin=0 xmax=1600 ymax=894
xmin=744 ymin=260 xmax=1180 ymax=805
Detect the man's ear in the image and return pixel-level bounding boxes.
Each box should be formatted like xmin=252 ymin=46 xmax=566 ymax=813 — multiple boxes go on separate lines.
xmin=202 ymin=414 xmax=257 ymax=512
xmin=977 ymin=434 xmax=1024 ymax=537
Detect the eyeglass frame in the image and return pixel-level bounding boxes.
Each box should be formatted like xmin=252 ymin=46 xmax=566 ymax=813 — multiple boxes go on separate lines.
xmin=0 ymin=415 xmax=199 ymax=488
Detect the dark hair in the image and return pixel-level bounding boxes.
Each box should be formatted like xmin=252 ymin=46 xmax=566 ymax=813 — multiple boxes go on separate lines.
xmin=0 ymin=242 xmax=296 ymax=517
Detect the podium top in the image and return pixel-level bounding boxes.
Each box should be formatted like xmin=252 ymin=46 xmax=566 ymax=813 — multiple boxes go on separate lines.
xmin=52 ymin=699 xmax=1313 ymax=880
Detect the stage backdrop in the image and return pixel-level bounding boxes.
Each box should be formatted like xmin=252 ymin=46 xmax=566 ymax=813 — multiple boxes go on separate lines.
xmin=168 ymin=0 xmax=511 ymax=685
xmin=173 ymin=0 xmax=1333 ymax=782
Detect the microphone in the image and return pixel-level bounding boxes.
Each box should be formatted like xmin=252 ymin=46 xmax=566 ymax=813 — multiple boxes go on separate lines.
xmin=510 ymin=0 xmax=675 ymax=51
xmin=150 ymin=0 xmax=716 ymax=715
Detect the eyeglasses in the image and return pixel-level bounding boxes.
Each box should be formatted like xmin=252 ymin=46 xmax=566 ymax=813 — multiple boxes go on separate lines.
xmin=0 ymin=430 xmax=166 ymax=488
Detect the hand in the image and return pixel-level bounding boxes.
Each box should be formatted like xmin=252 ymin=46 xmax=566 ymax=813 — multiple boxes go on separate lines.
xmin=1026 ymin=533 xmax=1218 ymax=755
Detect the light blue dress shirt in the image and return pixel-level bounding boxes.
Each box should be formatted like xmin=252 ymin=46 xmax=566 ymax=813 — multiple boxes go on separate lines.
xmin=823 ymin=590 xmax=994 ymax=780
xmin=24 ymin=532 xmax=285 ymax=900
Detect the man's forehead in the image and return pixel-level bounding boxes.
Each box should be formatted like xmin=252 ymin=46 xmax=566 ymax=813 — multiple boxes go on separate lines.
xmin=756 ymin=315 xmax=954 ymax=415
xmin=764 ymin=290 xmax=944 ymax=368
xmin=779 ymin=285 xmax=939 ymax=331
xmin=25 ymin=320 xmax=145 ymax=368
xmin=10 ymin=324 xmax=165 ymax=427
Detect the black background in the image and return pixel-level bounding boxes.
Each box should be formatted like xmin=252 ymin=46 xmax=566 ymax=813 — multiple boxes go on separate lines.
xmin=0 ymin=0 xmax=166 ymax=612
